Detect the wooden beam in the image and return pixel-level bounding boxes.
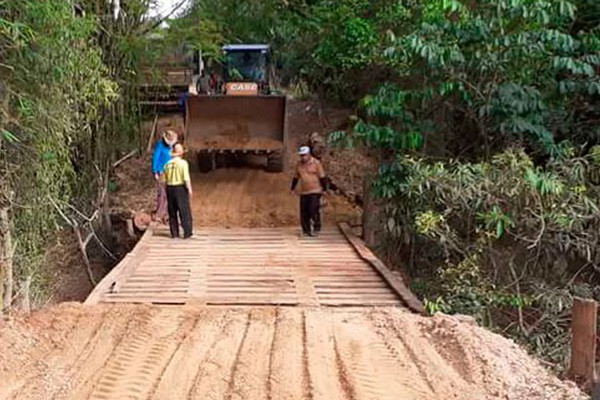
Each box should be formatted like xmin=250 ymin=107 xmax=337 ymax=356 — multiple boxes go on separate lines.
xmin=570 ymin=297 xmax=597 ymax=386
xmin=339 ymin=223 xmax=425 ymax=314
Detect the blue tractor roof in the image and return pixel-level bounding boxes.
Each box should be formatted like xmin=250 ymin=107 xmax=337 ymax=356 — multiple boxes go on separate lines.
xmin=222 ymin=44 xmax=270 ymax=52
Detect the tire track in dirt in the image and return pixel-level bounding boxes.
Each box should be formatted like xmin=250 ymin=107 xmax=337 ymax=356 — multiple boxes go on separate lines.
xmin=226 ymin=308 xmax=277 ymax=400
xmin=224 ymin=310 xmax=253 ymax=400
xmin=367 ymin=309 xmax=477 ymax=400
xmin=266 ymin=308 xmax=312 ymax=400
xmin=50 ymin=307 xmax=116 ymax=399
xmin=1 ymin=306 xmax=588 ymax=400
xmin=301 ymin=311 xmax=313 ymax=400
xmin=146 ymin=311 xmax=204 ymax=398
xmin=304 ymin=309 xmax=347 ymax=400
xmin=332 ymin=335 xmax=357 ymax=400
xmin=61 ymin=307 xmax=155 ymax=400
xmin=266 ymin=308 xmax=279 ymax=400
xmin=82 ymin=308 xmax=185 ymax=400
xmin=151 ymin=309 xmax=231 ymax=399
xmin=186 ymin=310 xmax=251 ymax=400
xmin=331 ymin=310 xmax=433 ymax=400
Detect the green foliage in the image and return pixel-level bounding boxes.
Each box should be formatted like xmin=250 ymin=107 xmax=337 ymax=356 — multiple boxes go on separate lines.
xmin=0 ymin=0 xmax=150 ymax=305
xmin=342 ymin=0 xmax=600 ymax=156
xmin=375 ymin=149 xmax=600 ymax=370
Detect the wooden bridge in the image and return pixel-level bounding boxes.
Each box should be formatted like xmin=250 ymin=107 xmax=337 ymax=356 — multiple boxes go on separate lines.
xmin=86 ymin=223 xmax=423 ymax=312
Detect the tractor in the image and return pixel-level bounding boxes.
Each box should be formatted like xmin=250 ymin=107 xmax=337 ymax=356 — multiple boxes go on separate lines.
xmin=185 ymin=44 xmax=286 ymax=173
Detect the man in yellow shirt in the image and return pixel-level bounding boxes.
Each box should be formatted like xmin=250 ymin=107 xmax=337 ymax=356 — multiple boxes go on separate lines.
xmin=290 ymin=146 xmax=328 ymax=237
xmin=164 ymin=144 xmax=193 ymax=238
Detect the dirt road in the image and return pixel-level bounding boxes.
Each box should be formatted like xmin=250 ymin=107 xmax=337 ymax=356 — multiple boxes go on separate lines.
xmin=191 ymin=167 xmax=359 ymax=228
xmin=0 ymin=304 xmax=585 ymax=400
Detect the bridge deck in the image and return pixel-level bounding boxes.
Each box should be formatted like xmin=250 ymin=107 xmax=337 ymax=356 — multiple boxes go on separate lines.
xmin=86 ymin=225 xmax=419 ymax=309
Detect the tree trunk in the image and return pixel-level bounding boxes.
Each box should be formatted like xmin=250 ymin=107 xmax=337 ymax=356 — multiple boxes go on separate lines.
xmin=362 ymin=174 xmax=382 ymax=247
xmin=0 ymin=206 xmax=14 ymax=312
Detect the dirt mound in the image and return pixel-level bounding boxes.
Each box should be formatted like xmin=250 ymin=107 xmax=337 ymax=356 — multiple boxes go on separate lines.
xmin=0 ymin=304 xmax=586 ymax=400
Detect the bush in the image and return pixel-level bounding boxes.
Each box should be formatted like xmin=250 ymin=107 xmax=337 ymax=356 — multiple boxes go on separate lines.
xmin=375 ymin=148 xmax=600 ymax=370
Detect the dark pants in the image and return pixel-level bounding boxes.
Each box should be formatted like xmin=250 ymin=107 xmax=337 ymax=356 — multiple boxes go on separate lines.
xmin=167 ymin=185 xmax=193 ymax=238
xmin=300 ymin=194 xmax=321 ymax=235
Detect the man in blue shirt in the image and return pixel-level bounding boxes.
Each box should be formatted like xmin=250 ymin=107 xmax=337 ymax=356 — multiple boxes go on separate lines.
xmin=152 ymin=130 xmax=178 ymax=223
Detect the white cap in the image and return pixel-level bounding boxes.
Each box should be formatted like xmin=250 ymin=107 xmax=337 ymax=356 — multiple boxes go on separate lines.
xmin=298 ymin=146 xmax=311 ymax=155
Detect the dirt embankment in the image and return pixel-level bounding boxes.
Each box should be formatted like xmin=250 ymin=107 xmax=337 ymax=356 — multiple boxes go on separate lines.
xmin=0 ymin=303 xmax=586 ymax=400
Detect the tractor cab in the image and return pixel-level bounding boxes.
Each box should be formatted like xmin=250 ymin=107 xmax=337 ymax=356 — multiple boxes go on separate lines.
xmin=222 ymin=44 xmax=271 ymax=95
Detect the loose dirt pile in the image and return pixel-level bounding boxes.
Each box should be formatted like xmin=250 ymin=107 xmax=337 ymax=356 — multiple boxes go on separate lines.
xmin=0 ymin=304 xmax=586 ymax=400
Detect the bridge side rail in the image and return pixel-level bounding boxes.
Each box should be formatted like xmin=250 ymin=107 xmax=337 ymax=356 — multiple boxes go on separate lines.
xmin=338 ymin=223 xmax=425 ymax=314
xmin=85 ymin=229 xmax=153 ymax=305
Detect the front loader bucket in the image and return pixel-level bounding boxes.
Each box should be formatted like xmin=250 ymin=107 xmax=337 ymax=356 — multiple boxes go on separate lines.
xmin=185 ymin=95 xmax=286 ymax=151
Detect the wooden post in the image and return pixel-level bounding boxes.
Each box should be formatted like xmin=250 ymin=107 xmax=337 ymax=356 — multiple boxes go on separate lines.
xmin=362 ymin=175 xmax=381 ymax=247
xmin=570 ymin=297 xmax=597 ymax=385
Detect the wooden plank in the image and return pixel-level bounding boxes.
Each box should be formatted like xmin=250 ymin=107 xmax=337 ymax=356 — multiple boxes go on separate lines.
xmin=116 ymin=288 xmax=189 ymax=294
xmin=315 ymin=286 xmax=393 ymax=293
xmin=102 ymin=297 xmax=187 ymax=304
xmin=316 ymin=293 xmax=398 ymax=299
xmin=319 ymin=301 xmax=400 ymax=307
xmin=142 ymin=253 xmax=362 ymax=258
xmin=205 ymin=281 xmax=294 ymax=288
xmin=204 ymin=297 xmax=298 ymax=303
xmin=125 ymin=276 xmax=189 ymax=281
xmin=569 ymin=297 xmax=597 ymax=385
xmin=206 ymin=287 xmax=296 ymax=293
xmin=102 ymin=293 xmax=188 ymax=299
xmin=119 ymin=283 xmax=189 ymax=289
xmin=313 ymin=277 xmax=384 ymax=282
xmin=206 ymin=299 xmax=298 ymax=305
xmin=338 ymin=223 xmax=424 ymax=314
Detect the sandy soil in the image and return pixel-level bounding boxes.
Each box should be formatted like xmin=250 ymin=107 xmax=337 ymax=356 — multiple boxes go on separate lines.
xmin=191 ymin=166 xmax=360 ymax=228
xmin=0 ymin=303 xmax=586 ymax=400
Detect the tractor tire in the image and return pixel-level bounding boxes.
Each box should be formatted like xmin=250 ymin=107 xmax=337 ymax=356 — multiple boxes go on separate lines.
xmin=198 ymin=152 xmax=214 ymax=173
xmin=215 ymin=153 xmax=229 ymax=169
xmin=266 ymin=151 xmax=284 ymax=173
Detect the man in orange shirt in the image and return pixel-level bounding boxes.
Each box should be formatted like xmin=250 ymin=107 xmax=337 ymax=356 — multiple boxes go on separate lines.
xmin=290 ymin=146 xmax=328 ymax=237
